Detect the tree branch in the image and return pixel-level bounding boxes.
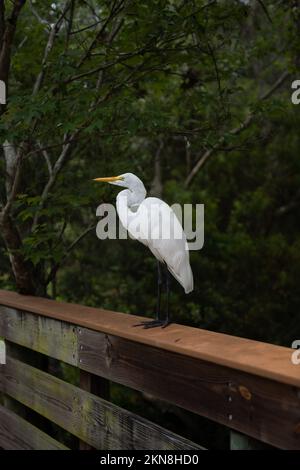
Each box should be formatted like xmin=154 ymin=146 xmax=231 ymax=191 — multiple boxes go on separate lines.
xmin=0 ymin=0 xmax=26 ymax=89
xmin=45 ymin=223 xmax=96 ymax=285
xmin=76 ymin=0 xmax=127 ymax=68
xmin=65 ymin=0 xmax=75 ymax=50
xmin=29 ymin=0 xmax=49 ymax=25
xmin=0 ymin=0 xmax=5 ymax=43
xmin=0 ymin=213 xmax=36 ymax=294
xmin=69 ymin=19 xmax=102 ymax=36
xmin=37 ymin=141 xmax=52 ymax=175
xmin=184 ymin=71 xmax=290 ymax=187
xmin=32 ymin=129 xmax=80 ymax=229
xmin=1 ymin=141 xmax=23 ymax=219
xmin=32 ymin=1 xmax=71 ymax=95
xmin=3 ymin=140 xmax=18 ymax=196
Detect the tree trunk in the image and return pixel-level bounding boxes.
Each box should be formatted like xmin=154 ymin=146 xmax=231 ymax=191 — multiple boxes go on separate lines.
xmin=0 ymin=213 xmax=36 ymax=294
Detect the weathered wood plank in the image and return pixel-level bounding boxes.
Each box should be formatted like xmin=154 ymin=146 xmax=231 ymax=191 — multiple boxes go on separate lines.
xmin=230 ymin=430 xmax=269 ymax=450
xmin=0 ymin=306 xmax=78 ymax=366
xmin=78 ymin=328 xmax=300 ymax=450
xmin=1 ymin=292 xmax=299 ymax=449
xmin=79 ymin=371 xmax=110 ymax=450
xmin=0 ymin=289 xmax=298 ymax=388
xmin=0 ymin=404 xmax=68 ymax=450
xmin=0 ymin=356 xmax=203 ymax=450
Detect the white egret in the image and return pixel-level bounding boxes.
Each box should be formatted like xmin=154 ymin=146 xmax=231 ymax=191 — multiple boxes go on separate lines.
xmin=94 ymin=173 xmax=193 ymax=328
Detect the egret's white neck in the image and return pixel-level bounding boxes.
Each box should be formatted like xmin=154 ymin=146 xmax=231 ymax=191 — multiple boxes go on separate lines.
xmin=117 ymin=181 xmax=146 ymax=212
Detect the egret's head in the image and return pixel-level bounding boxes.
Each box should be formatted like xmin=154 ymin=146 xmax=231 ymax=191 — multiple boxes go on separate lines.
xmin=93 ymin=172 xmax=144 ymax=191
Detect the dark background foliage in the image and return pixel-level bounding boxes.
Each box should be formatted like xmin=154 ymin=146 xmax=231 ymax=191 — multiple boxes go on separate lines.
xmin=0 ymin=0 xmax=299 ymax=449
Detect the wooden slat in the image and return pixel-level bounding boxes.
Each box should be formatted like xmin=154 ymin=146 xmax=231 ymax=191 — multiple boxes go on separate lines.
xmin=0 ymin=306 xmax=78 ymax=365
xmin=77 ymin=327 xmax=300 ymax=450
xmin=79 ymin=370 xmax=110 ymax=450
xmin=0 ymin=356 xmax=203 ymax=450
xmin=1 ymin=305 xmax=300 ymax=448
xmin=230 ymin=431 xmax=269 ymax=450
xmin=0 ymin=404 xmax=68 ymax=450
xmin=0 ymin=289 xmax=298 ymax=388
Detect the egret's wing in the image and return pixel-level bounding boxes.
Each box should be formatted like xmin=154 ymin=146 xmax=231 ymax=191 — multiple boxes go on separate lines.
xmin=132 ymin=198 xmax=194 ymax=293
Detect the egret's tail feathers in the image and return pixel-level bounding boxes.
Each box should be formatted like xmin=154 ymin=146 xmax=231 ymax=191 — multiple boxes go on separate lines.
xmin=168 ymin=262 xmax=193 ymax=294
xmin=184 ymin=282 xmax=193 ymax=294
xmin=183 ymin=265 xmax=193 ymax=294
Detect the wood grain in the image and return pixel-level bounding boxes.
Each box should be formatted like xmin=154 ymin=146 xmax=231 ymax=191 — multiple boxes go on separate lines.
xmin=78 ymin=328 xmax=300 ymax=449
xmin=0 ymin=289 xmax=298 ymax=388
xmin=0 ymin=356 xmax=203 ymax=450
xmin=1 ymin=291 xmax=300 ymax=449
xmin=0 ymin=306 xmax=78 ymax=365
xmin=230 ymin=431 xmax=269 ymax=450
xmin=0 ymin=404 xmax=68 ymax=450
xmin=79 ymin=370 xmax=110 ymax=450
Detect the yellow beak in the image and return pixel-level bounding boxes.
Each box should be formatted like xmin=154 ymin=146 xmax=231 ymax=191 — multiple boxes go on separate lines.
xmin=93 ymin=176 xmax=123 ymax=182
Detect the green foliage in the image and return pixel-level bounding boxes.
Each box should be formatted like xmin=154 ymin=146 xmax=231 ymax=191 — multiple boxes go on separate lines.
xmin=0 ymin=0 xmax=299 ymax=351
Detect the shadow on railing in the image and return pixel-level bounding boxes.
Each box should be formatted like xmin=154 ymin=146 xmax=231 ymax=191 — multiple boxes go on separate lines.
xmin=0 ymin=289 xmax=299 ymax=450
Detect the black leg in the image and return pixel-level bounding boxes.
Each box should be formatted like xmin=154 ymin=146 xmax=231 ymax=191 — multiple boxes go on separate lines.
xmin=163 ymin=266 xmax=171 ymax=327
xmin=134 ymin=262 xmax=171 ymax=329
xmin=156 ymin=261 xmax=162 ymax=320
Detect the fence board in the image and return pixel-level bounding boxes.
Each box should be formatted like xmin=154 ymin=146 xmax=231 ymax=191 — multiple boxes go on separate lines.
xmin=0 ymin=356 xmax=203 ymax=450
xmin=0 ymin=306 xmax=77 ymax=365
xmin=230 ymin=431 xmax=269 ymax=450
xmin=79 ymin=370 xmax=110 ymax=450
xmin=78 ymin=328 xmax=300 ymax=450
xmin=0 ymin=405 xmax=68 ymax=450
xmin=0 ymin=289 xmax=298 ymax=388
xmin=1 ymin=291 xmax=300 ymax=449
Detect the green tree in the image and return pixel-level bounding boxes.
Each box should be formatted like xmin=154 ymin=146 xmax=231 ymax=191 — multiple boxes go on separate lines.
xmin=0 ymin=0 xmax=299 ymax=346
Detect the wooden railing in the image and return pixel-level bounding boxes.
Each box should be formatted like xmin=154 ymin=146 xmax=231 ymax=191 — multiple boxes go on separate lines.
xmin=0 ymin=289 xmax=299 ymax=450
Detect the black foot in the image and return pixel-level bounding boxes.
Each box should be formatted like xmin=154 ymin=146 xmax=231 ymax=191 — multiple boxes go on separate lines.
xmin=133 ymin=319 xmax=171 ymax=329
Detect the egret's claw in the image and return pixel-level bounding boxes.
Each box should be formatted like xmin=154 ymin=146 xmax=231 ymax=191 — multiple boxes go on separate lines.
xmin=133 ymin=319 xmax=170 ymax=329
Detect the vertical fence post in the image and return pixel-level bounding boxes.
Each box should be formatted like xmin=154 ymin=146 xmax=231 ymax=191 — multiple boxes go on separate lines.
xmin=79 ymin=370 xmax=110 ymax=450
xmin=230 ymin=430 xmax=268 ymax=450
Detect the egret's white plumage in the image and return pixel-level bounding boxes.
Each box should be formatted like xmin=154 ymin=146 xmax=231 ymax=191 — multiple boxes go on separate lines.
xmin=102 ymin=173 xmax=193 ymax=294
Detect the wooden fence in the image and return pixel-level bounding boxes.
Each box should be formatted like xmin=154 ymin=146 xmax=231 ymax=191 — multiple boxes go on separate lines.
xmin=0 ymin=289 xmax=299 ymax=450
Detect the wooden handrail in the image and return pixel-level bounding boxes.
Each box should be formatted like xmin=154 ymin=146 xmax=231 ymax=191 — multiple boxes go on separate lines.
xmin=1 ymin=289 xmax=300 ymax=449
xmin=0 ymin=289 xmax=298 ymax=388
